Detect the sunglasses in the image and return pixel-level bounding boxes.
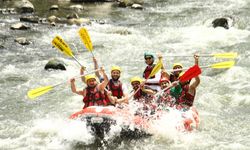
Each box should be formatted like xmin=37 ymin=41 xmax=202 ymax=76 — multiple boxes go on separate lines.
xmin=145 ymin=57 xmax=152 ymax=60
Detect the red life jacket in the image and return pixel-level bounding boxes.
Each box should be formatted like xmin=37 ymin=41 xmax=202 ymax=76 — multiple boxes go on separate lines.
xmin=134 ymin=89 xmax=146 ymax=100
xmin=143 ymin=64 xmax=155 ymax=79
xmin=83 ymin=86 xmax=109 ymax=108
xmin=133 ymin=89 xmax=154 ymax=104
xmin=176 ymin=85 xmax=195 ymax=107
xmin=107 ymin=79 xmax=123 ymax=99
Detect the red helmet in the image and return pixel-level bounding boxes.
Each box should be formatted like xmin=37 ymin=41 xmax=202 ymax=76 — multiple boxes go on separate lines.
xmin=160 ymin=77 xmax=169 ymax=83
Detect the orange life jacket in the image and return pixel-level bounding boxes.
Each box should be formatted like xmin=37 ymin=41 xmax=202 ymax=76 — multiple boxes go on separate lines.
xmin=83 ymin=86 xmax=109 ymax=108
xmin=107 ymin=79 xmax=123 ymax=99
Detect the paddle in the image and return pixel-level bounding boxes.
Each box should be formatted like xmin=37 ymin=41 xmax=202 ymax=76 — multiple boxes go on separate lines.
xmin=27 ymin=69 xmax=100 ymax=99
xmin=164 ymin=52 xmax=237 ymax=59
xmin=52 ymin=36 xmax=84 ymax=67
xmin=166 ymin=61 xmax=235 ymax=73
xmin=79 ymin=27 xmax=94 ymax=57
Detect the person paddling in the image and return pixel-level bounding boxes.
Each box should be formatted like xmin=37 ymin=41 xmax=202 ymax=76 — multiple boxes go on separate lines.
xmin=175 ymin=55 xmax=200 ymax=110
xmin=92 ymin=57 xmax=128 ymax=104
xmin=162 ymin=54 xmax=199 ymax=83
xmin=130 ymin=76 xmax=155 ymax=103
xmin=143 ymin=52 xmax=162 ymax=91
xmin=70 ymin=67 xmax=114 ymax=108
xmin=130 ymin=76 xmax=156 ymax=114
xmin=156 ymin=77 xmax=177 ymax=108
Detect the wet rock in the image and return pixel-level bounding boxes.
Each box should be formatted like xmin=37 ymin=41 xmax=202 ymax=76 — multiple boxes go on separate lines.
xmin=0 ymin=8 xmax=16 ymax=14
xmin=212 ymin=17 xmax=233 ymax=29
xmin=69 ymin=5 xmax=84 ymax=11
xmin=66 ymin=13 xmax=79 ymax=19
xmin=10 ymin=23 xmax=30 ymax=30
xmin=14 ymin=37 xmax=31 ymax=45
xmin=0 ymin=45 xmax=4 ymax=49
xmin=50 ymin=22 xmax=56 ymax=26
xmin=45 ymin=58 xmax=66 ymax=71
xmin=131 ymin=4 xmax=143 ymax=10
xmin=20 ymin=16 xmax=40 ymax=23
xmin=118 ymin=0 xmax=143 ymax=7
xmin=74 ymin=18 xmax=91 ymax=25
xmin=15 ymin=0 xmax=35 ymax=13
xmin=49 ymin=5 xmax=59 ymax=11
xmin=98 ymin=20 xmax=105 ymax=24
xmin=47 ymin=15 xmax=58 ymax=23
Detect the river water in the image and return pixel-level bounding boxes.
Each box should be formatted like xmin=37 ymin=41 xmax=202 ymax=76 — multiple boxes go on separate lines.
xmin=0 ymin=0 xmax=250 ymax=149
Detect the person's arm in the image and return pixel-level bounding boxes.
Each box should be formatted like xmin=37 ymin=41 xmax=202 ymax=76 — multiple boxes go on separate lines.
xmin=142 ymin=88 xmax=156 ymax=95
xmin=161 ymin=69 xmax=170 ymax=80
xmin=97 ymin=67 xmax=108 ymax=91
xmin=145 ymin=71 xmax=161 ymax=83
xmin=70 ymin=78 xmax=84 ymax=95
xmin=194 ymin=54 xmax=199 ymax=66
xmin=106 ymin=91 xmax=117 ymax=104
xmin=189 ymin=76 xmax=200 ymax=95
xmin=80 ymin=67 xmax=86 ymax=83
xmin=93 ymin=57 xmax=101 ymax=79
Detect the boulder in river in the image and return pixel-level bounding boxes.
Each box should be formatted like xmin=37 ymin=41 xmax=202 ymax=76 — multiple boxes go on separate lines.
xmin=131 ymin=4 xmax=143 ymax=10
xmin=212 ymin=17 xmax=233 ymax=29
xmin=15 ymin=0 xmax=35 ymax=13
xmin=49 ymin=5 xmax=59 ymax=11
xmin=14 ymin=37 xmax=31 ymax=45
xmin=118 ymin=0 xmax=144 ymax=7
xmin=44 ymin=58 xmax=66 ymax=71
xmin=10 ymin=23 xmax=30 ymax=30
xmin=69 ymin=5 xmax=84 ymax=11
xmin=20 ymin=16 xmax=40 ymax=23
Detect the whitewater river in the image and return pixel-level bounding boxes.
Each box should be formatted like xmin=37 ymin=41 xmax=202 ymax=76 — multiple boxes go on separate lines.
xmin=0 ymin=0 xmax=250 ymax=149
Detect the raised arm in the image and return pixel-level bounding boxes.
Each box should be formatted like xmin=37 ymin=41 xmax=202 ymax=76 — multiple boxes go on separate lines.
xmin=97 ymin=67 xmax=109 ymax=91
xmin=194 ymin=54 xmax=199 ymax=66
xmin=93 ymin=57 xmax=101 ymax=79
xmin=70 ymin=78 xmax=84 ymax=95
xmin=190 ymin=76 xmax=200 ymax=90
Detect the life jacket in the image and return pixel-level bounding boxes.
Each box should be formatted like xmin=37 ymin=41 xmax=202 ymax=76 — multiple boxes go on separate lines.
xmin=107 ymin=79 xmax=123 ymax=99
xmin=83 ymin=86 xmax=110 ymax=109
xmin=176 ymin=85 xmax=195 ymax=107
xmin=169 ymin=73 xmax=179 ymax=83
xmin=143 ymin=64 xmax=155 ymax=79
xmin=134 ymin=89 xmax=147 ymax=101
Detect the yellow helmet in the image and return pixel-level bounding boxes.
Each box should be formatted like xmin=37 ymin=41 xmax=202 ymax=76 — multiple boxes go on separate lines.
xmin=173 ymin=63 xmax=183 ymax=69
xmin=130 ymin=76 xmax=143 ymax=84
xmin=85 ymin=74 xmax=96 ymax=82
xmin=111 ymin=65 xmax=121 ymax=73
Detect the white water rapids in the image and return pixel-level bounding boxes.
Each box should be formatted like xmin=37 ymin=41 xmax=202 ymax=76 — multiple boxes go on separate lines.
xmin=0 ymin=0 xmax=250 ymax=149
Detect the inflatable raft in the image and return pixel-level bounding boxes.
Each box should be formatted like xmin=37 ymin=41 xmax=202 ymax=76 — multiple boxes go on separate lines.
xmin=69 ymin=105 xmax=199 ymax=138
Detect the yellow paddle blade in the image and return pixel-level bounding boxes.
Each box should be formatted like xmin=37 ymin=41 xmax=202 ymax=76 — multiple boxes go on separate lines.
xmin=212 ymin=52 xmax=238 ymax=58
xmin=52 ymin=36 xmax=73 ymax=57
xmin=149 ymin=60 xmax=163 ymax=78
xmin=79 ymin=28 xmax=93 ymax=51
xmin=211 ymin=61 xmax=235 ymax=69
xmin=27 ymin=86 xmax=53 ymax=99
